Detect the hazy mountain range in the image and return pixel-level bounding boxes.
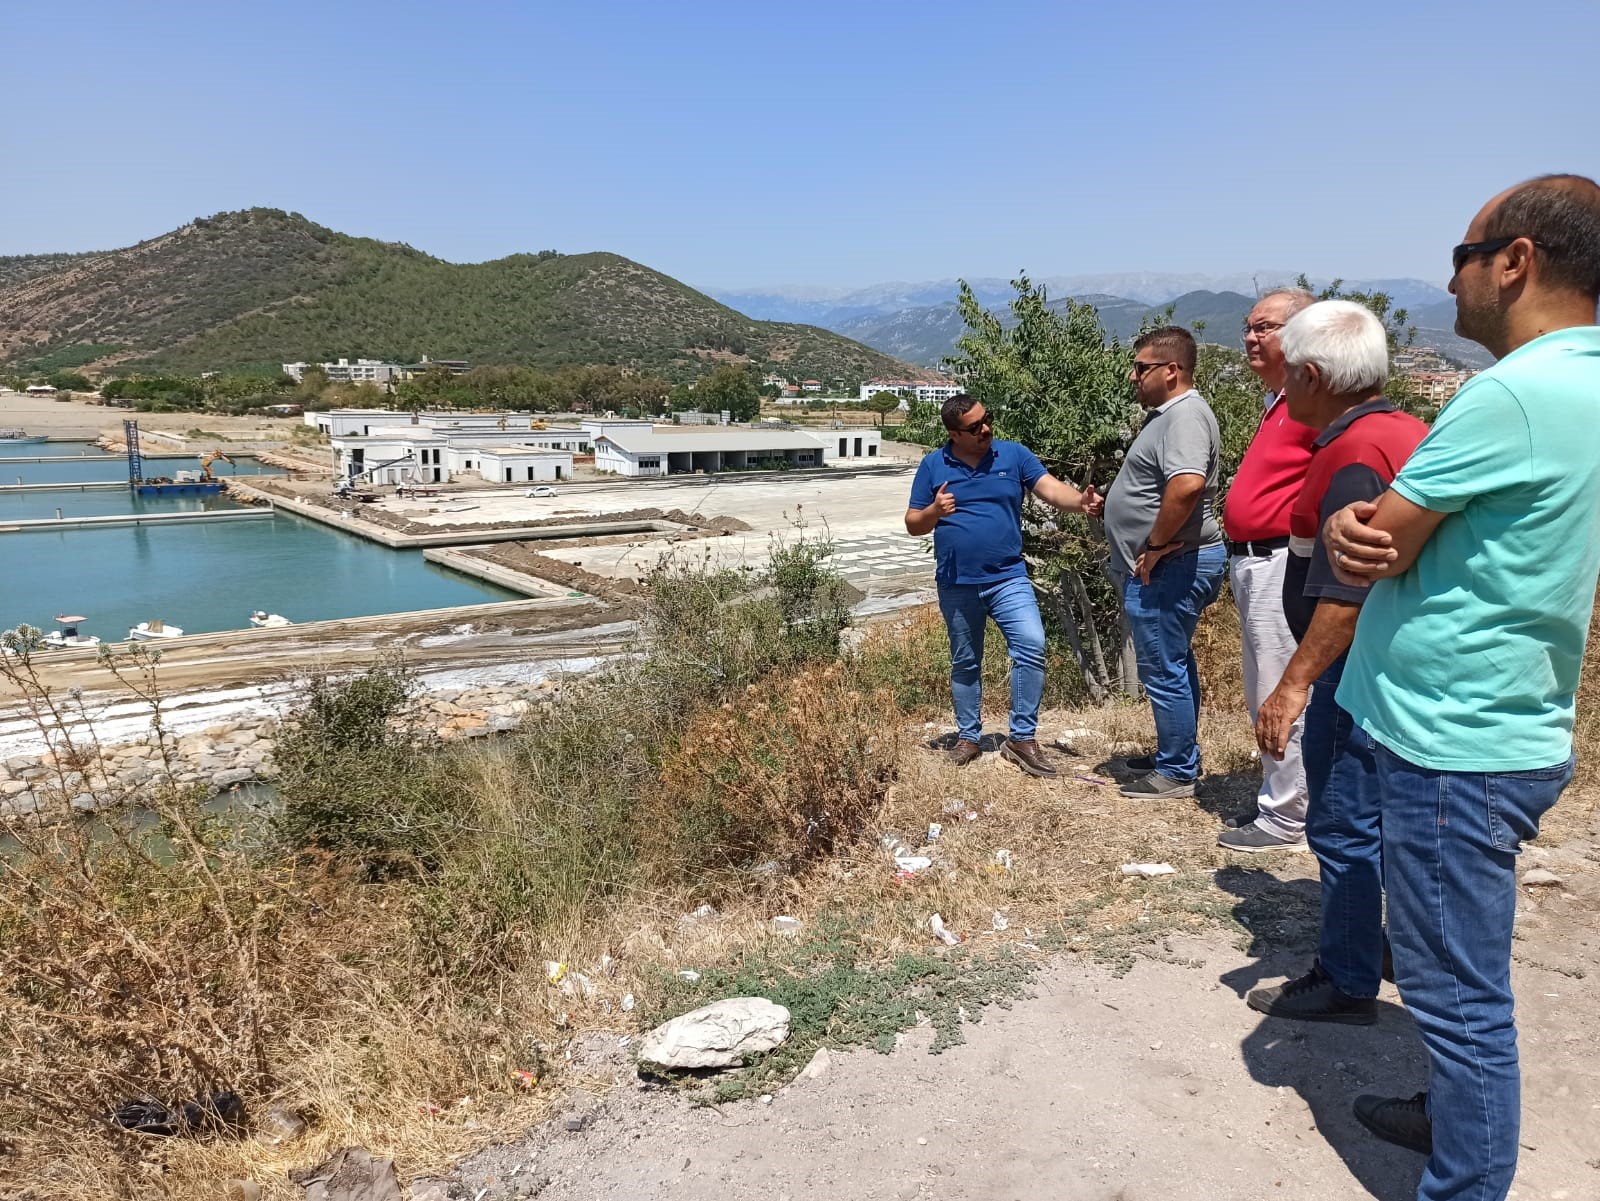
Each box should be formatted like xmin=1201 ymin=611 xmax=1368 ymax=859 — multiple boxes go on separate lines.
xmin=707 ymin=274 xmax=1495 ymax=370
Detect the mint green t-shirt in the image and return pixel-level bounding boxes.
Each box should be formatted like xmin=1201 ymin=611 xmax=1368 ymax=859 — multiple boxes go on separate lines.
xmin=1337 ymin=325 xmax=1600 ymax=772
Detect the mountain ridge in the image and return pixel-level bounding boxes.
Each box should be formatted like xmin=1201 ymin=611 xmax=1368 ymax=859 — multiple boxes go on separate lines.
xmin=0 ymin=210 xmax=928 ymax=384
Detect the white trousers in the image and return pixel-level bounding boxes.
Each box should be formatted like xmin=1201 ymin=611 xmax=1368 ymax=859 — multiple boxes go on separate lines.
xmin=1230 ymin=548 xmax=1308 ymax=838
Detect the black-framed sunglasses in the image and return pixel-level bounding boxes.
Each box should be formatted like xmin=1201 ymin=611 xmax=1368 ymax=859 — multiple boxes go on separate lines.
xmin=1131 ymin=359 xmax=1173 ymax=378
xmin=957 ymin=412 xmax=994 ymax=435
xmin=1451 ymin=236 xmax=1549 ymax=275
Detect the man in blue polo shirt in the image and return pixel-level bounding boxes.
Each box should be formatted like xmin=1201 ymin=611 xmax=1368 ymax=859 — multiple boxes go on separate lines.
xmin=906 ymin=393 xmax=1103 ymax=778
xmin=1323 ymin=174 xmax=1600 ymax=1201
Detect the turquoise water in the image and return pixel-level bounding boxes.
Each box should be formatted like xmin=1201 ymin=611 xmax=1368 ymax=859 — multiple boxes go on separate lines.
xmin=0 ymin=440 xmax=274 ymax=487
xmin=2 ymin=444 xmax=517 ymax=641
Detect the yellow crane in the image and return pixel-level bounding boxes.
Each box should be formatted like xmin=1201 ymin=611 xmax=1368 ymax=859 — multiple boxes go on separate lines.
xmin=199 ymin=450 xmax=235 ymax=481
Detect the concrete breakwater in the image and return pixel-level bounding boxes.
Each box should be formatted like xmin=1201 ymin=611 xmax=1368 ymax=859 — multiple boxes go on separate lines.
xmin=0 ymin=677 xmax=563 ymax=820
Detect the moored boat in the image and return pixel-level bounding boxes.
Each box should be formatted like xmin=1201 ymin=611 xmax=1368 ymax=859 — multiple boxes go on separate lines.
xmin=249 ymin=611 xmax=292 ymax=628
xmin=41 ymin=615 xmax=100 ymax=650
xmin=128 ymin=619 xmax=184 ymax=641
xmin=0 ymin=428 xmax=48 ymax=444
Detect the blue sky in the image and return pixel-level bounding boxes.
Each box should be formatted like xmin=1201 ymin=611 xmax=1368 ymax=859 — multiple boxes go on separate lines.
xmin=4 ymin=0 xmax=1595 ymax=289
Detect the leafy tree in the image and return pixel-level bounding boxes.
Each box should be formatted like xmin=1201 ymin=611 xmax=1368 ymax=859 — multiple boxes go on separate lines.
xmin=932 ymin=275 xmax=1142 ymax=699
xmin=691 ymin=364 xmax=761 ymax=422
xmin=863 ymin=391 xmax=901 ymax=427
xmin=45 ymin=370 xmax=92 ymax=392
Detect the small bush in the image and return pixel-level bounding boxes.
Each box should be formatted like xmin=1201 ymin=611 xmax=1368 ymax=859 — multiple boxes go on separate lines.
xmin=652 ymin=663 xmax=899 ymax=878
xmin=274 ymin=657 xmax=463 ymax=874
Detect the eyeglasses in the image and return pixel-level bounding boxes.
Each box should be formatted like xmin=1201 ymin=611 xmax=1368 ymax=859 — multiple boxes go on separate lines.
xmin=1451 ymin=236 xmax=1549 ymax=275
xmin=957 ymin=413 xmax=994 ymax=435
xmin=1131 ymin=360 xmax=1174 ymax=378
xmin=1241 ymin=320 xmax=1285 ymax=338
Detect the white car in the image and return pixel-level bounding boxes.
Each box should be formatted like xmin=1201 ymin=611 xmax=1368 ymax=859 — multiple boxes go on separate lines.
xmin=524 ymin=485 xmax=557 ymax=498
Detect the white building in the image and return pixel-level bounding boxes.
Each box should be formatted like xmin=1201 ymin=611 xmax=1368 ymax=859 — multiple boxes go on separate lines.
xmin=283 ymin=358 xmax=403 ymax=385
xmin=860 ymin=380 xmax=963 ymax=410
xmin=594 ymin=427 xmax=881 ymax=477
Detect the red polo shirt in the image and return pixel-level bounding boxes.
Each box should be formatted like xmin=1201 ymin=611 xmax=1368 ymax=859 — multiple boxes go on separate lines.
xmin=1281 ymin=398 xmax=1430 ymax=641
xmin=1222 ymin=391 xmax=1317 ymax=543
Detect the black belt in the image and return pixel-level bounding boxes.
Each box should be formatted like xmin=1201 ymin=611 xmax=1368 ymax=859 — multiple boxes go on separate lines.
xmin=1226 ymin=536 xmax=1290 ymax=557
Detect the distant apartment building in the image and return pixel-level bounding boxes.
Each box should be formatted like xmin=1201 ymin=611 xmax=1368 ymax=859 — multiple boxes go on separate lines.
xmin=860 ymin=379 xmax=963 ymax=410
xmin=282 ymin=355 xmax=471 ymax=385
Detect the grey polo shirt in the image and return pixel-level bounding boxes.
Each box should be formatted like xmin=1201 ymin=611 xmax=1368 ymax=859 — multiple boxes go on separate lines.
xmin=1103 ymin=388 xmax=1222 ymax=578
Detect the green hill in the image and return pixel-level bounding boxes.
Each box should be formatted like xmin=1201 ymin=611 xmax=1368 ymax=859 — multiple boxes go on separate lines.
xmin=0 ymin=209 xmax=923 ymax=383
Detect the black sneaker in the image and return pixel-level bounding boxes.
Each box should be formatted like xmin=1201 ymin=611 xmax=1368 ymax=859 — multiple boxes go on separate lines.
xmin=1247 ymin=962 xmax=1377 ymax=1025
xmin=1353 ymin=1091 xmax=1432 ymax=1154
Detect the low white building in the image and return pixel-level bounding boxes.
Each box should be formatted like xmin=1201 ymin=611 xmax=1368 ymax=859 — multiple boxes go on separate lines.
xmin=594 ymin=427 xmax=881 ymax=477
xmin=329 ymin=425 xmax=573 ymax=485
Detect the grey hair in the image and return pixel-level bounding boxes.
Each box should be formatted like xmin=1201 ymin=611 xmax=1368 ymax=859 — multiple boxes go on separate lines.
xmin=1279 ymin=300 xmax=1389 ymax=396
xmin=1257 ymin=286 xmax=1316 ymax=316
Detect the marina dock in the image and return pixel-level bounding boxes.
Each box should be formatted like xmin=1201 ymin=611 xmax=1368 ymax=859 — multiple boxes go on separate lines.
xmin=0 ymin=509 xmax=273 ymax=533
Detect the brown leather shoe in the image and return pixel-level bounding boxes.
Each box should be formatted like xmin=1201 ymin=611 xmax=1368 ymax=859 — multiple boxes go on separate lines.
xmin=1002 ymin=738 xmax=1058 ymax=778
xmin=948 ymin=739 xmax=982 ymax=767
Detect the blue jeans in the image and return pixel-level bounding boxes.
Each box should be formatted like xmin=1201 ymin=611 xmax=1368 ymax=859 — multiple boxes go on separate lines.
xmin=937 ymin=575 xmax=1045 ymax=744
xmin=1120 ymin=545 xmax=1226 ymax=781
xmin=1374 ymin=738 xmax=1573 ymax=1201
xmin=1301 ymin=656 xmax=1386 ymax=998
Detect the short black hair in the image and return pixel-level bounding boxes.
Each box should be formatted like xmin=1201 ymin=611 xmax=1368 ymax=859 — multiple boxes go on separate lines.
xmin=1483 ymin=173 xmax=1600 ymax=300
xmin=1132 ymin=325 xmax=1197 ymax=373
xmin=940 ymin=392 xmax=982 ymax=430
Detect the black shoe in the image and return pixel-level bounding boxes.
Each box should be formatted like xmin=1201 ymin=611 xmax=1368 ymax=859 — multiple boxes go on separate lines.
xmin=1121 ymin=754 xmax=1156 ymax=774
xmin=1246 ymin=962 xmax=1377 ymax=1025
xmin=1353 ymin=1091 xmax=1432 ymax=1154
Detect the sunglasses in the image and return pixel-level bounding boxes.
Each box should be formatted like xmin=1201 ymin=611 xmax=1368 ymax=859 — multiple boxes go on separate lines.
xmin=1451 ymin=236 xmax=1550 ymax=275
xmin=956 ymin=413 xmax=994 ymax=435
xmin=1132 ymin=359 xmax=1174 ymax=378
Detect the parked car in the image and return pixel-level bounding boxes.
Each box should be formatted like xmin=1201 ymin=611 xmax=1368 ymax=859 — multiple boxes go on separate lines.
xmin=524 ymin=485 xmax=557 ymax=498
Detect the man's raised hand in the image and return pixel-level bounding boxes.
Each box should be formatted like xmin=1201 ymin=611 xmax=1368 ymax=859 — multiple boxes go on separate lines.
xmin=930 ymin=481 xmax=956 ymax=518
xmin=1081 ymin=484 xmax=1104 ymax=519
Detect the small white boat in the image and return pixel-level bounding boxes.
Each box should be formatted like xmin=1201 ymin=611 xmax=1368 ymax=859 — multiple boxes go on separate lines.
xmin=249 ymin=611 xmax=292 ymax=629
xmin=128 ymin=619 xmax=184 ymax=641
xmin=41 ymin=614 xmax=100 ymax=650
xmin=0 ymin=428 xmax=48 ymax=444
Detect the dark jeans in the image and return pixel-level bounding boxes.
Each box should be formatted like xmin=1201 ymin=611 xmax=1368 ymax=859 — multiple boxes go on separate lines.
xmin=1302 ymin=656 xmax=1385 ymax=998
xmin=1374 ymin=738 xmax=1573 ymax=1201
xmin=1120 ymin=545 xmax=1227 ymax=780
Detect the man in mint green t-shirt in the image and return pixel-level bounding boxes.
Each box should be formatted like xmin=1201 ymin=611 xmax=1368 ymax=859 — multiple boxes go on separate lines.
xmin=1323 ymin=174 xmax=1600 ymax=1201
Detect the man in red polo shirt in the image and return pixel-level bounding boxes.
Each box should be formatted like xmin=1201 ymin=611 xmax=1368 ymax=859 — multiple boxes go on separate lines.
xmin=1217 ymin=287 xmax=1317 ymax=852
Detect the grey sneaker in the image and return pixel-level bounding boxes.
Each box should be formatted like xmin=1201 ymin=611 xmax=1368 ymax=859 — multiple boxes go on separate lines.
xmin=1118 ymin=771 xmax=1195 ymax=799
xmin=1353 ymin=1092 xmax=1432 ymax=1154
xmin=1218 ymin=820 xmax=1308 ymax=853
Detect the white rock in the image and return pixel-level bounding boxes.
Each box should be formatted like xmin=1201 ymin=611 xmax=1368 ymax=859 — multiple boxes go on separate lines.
xmin=1120 ymin=862 xmax=1177 ymax=878
xmin=799 ymin=1047 xmax=832 ymax=1081
xmin=771 ymin=916 xmax=803 ymax=935
xmin=637 ymin=997 xmax=791 ymax=1070
xmin=213 ymin=768 xmax=256 ymax=788
xmin=1521 ymin=867 xmax=1565 ymax=887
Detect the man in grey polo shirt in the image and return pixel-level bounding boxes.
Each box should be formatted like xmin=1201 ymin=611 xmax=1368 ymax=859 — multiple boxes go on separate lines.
xmin=1104 ymin=325 xmax=1227 ymax=799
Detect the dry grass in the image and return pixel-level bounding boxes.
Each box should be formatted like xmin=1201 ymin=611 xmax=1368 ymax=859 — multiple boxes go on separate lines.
xmin=2 ymin=587 xmax=1597 ymax=1200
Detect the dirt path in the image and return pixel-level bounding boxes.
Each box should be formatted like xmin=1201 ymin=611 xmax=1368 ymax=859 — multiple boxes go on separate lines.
xmin=445 ymin=851 xmax=1600 ymax=1201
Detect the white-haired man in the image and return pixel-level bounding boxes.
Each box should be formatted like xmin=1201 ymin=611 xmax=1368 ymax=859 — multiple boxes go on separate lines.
xmin=1246 ymin=301 xmax=1427 ymax=1029
xmin=1217 ymin=287 xmax=1318 ymax=852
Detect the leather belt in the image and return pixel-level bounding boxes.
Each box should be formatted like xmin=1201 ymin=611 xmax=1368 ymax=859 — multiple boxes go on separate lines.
xmin=1226 ymin=536 xmax=1291 ymax=556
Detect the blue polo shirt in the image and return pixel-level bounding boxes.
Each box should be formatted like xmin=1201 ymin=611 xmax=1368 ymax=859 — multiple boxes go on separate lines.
xmin=908 ymin=439 xmax=1047 ymax=585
